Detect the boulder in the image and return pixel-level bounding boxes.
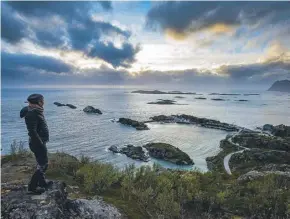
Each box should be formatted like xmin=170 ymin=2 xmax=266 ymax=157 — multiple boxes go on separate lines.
xmin=143 ymin=143 xmax=194 ymax=165
xmin=83 ymin=106 xmax=102 ymax=114
xmin=118 ymin=118 xmax=149 ymax=130
xmin=1 ymin=181 xmax=123 ymax=219
xmin=108 ymin=145 xmax=120 ymax=153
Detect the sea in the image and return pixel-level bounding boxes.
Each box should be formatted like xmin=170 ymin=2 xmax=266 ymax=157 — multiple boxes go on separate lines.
xmin=1 ymin=86 xmax=290 ymax=171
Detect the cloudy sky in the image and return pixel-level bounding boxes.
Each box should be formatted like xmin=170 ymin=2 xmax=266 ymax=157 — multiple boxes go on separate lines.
xmin=1 ymin=1 xmax=290 ymax=88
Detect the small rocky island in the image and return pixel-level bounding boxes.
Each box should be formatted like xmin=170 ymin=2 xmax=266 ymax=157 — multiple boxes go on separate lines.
xmin=118 ymin=118 xmax=149 ymax=130
xmin=53 ymin=102 xmax=77 ymax=109
xmin=144 ymin=143 xmax=194 ymax=165
xmin=147 ymin=99 xmax=187 ymax=105
xmin=109 ymin=143 xmax=193 ymax=165
xmin=268 ymin=80 xmax=290 ymax=93
xmin=132 ymin=90 xmax=196 ymax=95
xmin=149 ymin=114 xmax=240 ymax=132
xmin=83 ymin=106 xmax=102 ymax=114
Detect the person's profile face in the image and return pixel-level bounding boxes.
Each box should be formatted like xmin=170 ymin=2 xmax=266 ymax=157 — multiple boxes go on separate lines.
xmin=39 ymin=99 xmax=44 ymax=107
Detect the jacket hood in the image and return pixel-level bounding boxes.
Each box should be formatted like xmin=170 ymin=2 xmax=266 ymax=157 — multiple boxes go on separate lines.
xmin=20 ymin=105 xmax=44 ymax=118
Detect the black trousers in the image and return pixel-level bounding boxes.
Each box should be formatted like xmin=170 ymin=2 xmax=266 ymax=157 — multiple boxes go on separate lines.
xmin=28 ymin=142 xmax=48 ymax=189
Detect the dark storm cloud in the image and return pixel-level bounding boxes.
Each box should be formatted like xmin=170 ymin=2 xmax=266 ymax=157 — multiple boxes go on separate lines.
xmin=218 ymin=61 xmax=290 ymax=80
xmin=146 ymin=1 xmax=290 ymax=34
xmin=1 ymin=52 xmax=73 ymax=79
xmin=1 ymin=1 xmax=139 ymax=68
xmin=1 ymin=3 xmax=27 ymax=43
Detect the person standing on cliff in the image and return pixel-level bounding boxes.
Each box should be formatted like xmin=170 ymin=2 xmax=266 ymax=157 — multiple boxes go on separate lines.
xmin=20 ymin=94 xmax=52 ymax=194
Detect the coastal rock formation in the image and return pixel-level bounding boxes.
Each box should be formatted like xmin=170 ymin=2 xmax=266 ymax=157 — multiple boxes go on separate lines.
xmin=143 ymin=143 xmax=194 ymax=165
xmin=149 ymin=114 xmax=240 ymax=132
xmin=54 ymin=102 xmax=77 ymax=109
xmin=195 ymin=97 xmax=206 ymax=100
xmin=1 ymin=181 xmax=123 ymax=219
xmin=268 ymin=80 xmax=290 ymax=93
xmin=211 ymin=98 xmax=226 ymax=101
xmin=66 ymin=104 xmax=77 ymax=109
xmin=174 ymin=96 xmax=185 ymax=99
xmin=53 ymin=102 xmax=66 ymax=107
xmin=118 ymin=118 xmax=149 ymax=130
xmin=132 ymin=90 xmax=196 ymax=95
xmin=83 ymin=106 xmax=102 ymax=114
xmin=109 ymin=145 xmax=149 ymax=162
xmin=209 ymin=93 xmax=241 ymax=96
xmin=147 ymin=99 xmax=176 ymax=105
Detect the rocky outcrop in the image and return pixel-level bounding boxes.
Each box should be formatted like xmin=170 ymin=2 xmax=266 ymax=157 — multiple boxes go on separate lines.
xmin=132 ymin=90 xmax=196 ymax=95
xmin=143 ymin=143 xmax=194 ymax=165
xmin=54 ymin=102 xmax=77 ymax=109
xmin=83 ymin=106 xmax=102 ymax=114
xmin=118 ymin=118 xmax=149 ymax=130
xmin=53 ymin=102 xmax=66 ymax=107
xmin=149 ymin=114 xmax=240 ymax=132
xmin=195 ymin=97 xmax=206 ymax=100
xmin=66 ymin=104 xmax=77 ymax=109
xmin=268 ymin=80 xmax=290 ymax=93
xmin=1 ymin=181 xmax=124 ymax=219
xmin=174 ymin=96 xmax=185 ymax=99
xmin=109 ymin=145 xmax=149 ymax=162
xmin=211 ymin=98 xmax=226 ymax=101
xmin=236 ymin=99 xmax=248 ymax=102
xmin=147 ymin=99 xmax=176 ymax=105
xmin=209 ymin=93 xmax=241 ymax=96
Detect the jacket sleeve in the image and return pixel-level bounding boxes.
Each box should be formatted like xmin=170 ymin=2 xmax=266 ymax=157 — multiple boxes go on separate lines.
xmin=25 ymin=112 xmax=44 ymax=146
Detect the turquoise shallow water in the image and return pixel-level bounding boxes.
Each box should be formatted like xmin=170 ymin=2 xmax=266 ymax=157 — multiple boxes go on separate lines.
xmin=1 ymin=87 xmax=290 ymax=171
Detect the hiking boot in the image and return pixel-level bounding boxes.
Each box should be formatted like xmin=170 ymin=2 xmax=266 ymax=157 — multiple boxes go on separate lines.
xmin=27 ymin=187 xmax=46 ymax=194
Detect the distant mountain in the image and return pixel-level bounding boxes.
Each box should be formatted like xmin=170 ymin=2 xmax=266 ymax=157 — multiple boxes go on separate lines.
xmin=268 ymin=80 xmax=290 ymax=93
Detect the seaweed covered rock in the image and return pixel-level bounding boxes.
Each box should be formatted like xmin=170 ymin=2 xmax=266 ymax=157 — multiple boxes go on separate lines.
xmin=118 ymin=118 xmax=149 ymax=130
xmin=83 ymin=106 xmax=102 ymax=114
xmin=143 ymin=143 xmax=193 ymax=165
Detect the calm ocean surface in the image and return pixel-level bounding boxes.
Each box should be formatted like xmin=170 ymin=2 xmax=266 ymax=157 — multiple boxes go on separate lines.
xmin=1 ymin=87 xmax=290 ymax=171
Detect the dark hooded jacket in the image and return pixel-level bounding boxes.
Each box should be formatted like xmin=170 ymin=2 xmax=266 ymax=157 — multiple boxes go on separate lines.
xmin=20 ymin=106 xmax=49 ymax=146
